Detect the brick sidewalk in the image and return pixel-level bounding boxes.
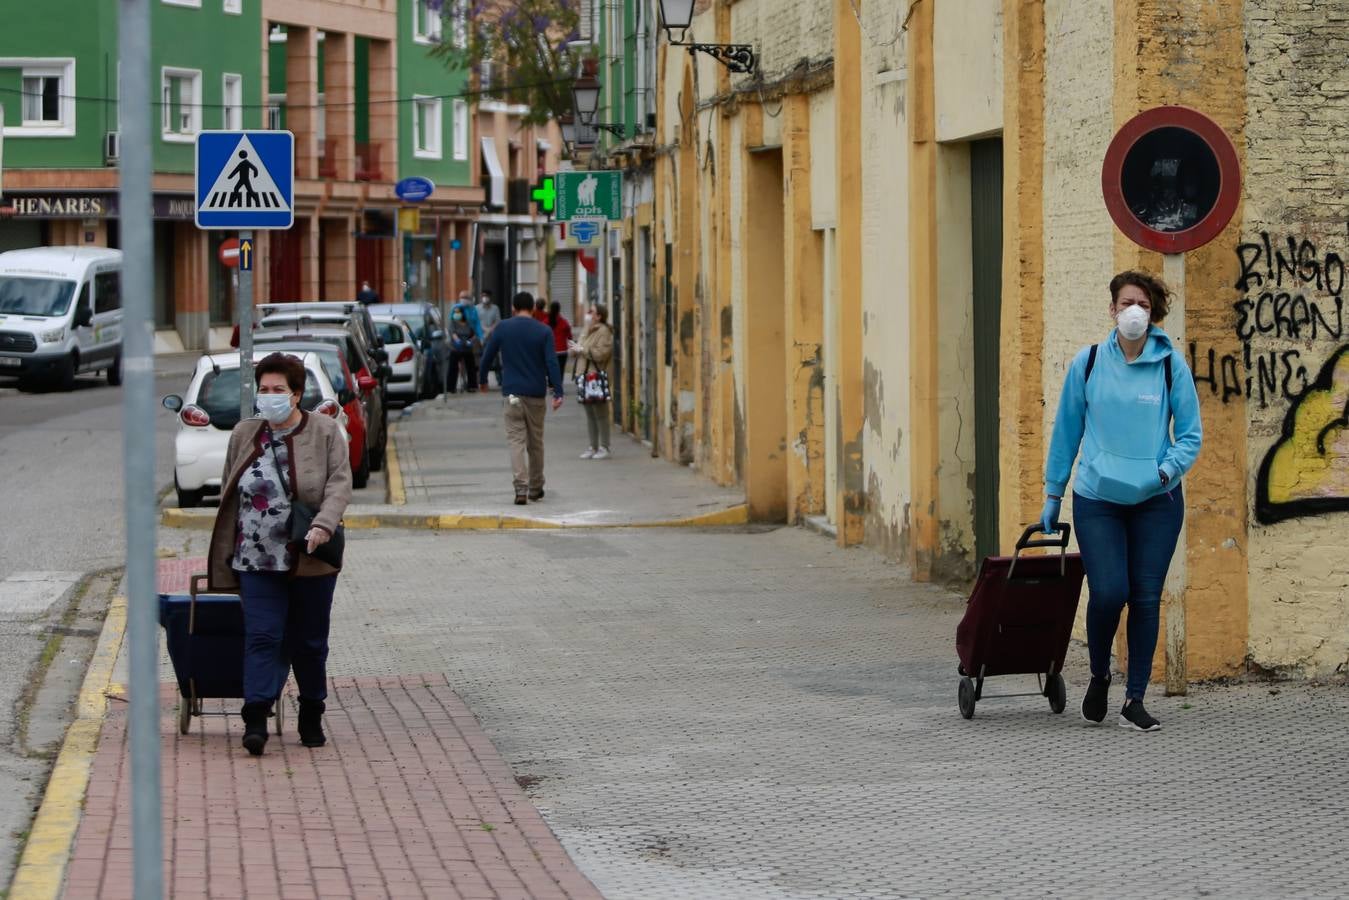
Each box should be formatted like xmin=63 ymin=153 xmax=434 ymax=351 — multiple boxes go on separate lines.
xmin=65 ymin=675 xmax=602 ymax=900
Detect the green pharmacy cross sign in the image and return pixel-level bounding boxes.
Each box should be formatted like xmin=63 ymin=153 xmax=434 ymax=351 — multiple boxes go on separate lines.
xmin=553 ymin=171 xmax=623 ymax=222
xmin=531 ymin=176 xmax=557 ymax=215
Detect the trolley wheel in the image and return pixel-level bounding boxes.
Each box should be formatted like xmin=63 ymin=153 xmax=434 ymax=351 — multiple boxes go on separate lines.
xmin=178 ymin=698 xmax=192 ymax=735
xmin=1046 ymin=673 xmax=1067 ymax=714
xmin=958 ymin=676 xmax=976 ymax=719
xmin=274 ymin=695 xmax=285 ymax=736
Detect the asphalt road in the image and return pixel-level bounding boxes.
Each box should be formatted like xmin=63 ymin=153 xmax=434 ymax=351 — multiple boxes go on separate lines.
xmin=0 ymin=353 xmax=198 ymax=890
xmin=0 ymin=354 xmax=196 ymax=581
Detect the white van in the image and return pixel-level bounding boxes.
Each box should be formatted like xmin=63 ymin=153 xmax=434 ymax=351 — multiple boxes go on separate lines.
xmin=0 ymin=246 xmax=124 ymax=388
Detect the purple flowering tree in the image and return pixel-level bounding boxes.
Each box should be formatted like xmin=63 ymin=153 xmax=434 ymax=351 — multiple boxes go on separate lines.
xmin=428 ymin=0 xmax=591 ymax=127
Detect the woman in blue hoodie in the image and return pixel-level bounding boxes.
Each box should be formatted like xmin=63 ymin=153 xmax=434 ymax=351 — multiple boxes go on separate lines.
xmin=1041 ymin=270 xmax=1202 ymax=733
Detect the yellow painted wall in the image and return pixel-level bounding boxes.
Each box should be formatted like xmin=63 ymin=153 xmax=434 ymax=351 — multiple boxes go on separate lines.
xmin=933 ymin=0 xmax=1004 ymax=142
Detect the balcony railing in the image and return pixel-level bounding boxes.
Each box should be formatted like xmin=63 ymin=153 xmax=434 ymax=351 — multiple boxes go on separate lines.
xmin=355 ymin=141 xmax=383 ymax=182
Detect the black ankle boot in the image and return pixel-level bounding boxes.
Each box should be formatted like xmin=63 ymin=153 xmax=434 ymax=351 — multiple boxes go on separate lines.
xmin=241 ymin=702 xmax=271 ymax=756
xmin=297 ymin=698 xmax=326 ymax=748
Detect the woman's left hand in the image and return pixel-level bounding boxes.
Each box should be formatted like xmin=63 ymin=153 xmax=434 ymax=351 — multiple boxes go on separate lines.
xmin=305 ymin=527 xmax=330 ymax=554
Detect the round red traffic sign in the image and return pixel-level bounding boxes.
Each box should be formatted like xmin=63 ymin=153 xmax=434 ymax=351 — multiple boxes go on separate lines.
xmin=1101 ymin=106 xmax=1241 ymax=254
xmin=218 ymin=237 xmax=240 ymax=268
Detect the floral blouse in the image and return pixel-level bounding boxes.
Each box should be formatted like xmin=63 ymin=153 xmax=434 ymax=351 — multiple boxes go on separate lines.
xmin=233 ymin=424 xmax=295 ymax=573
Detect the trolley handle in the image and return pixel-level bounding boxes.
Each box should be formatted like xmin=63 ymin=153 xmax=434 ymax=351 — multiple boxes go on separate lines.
xmin=1008 ymin=523 xmax=1071 ymax=579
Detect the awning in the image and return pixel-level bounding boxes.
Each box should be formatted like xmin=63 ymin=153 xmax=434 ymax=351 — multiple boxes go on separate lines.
xmin=480 ymin=136 xmax=505 ymax=209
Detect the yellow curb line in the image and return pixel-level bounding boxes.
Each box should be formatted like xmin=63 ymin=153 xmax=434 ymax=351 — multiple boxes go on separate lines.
xmin=385 ymin=423 xmax=406 ymax=507
xmin=10 ymin=595 xmax=127 ymax=900
xmin=161 ymin=504 xmax=750 ymax=531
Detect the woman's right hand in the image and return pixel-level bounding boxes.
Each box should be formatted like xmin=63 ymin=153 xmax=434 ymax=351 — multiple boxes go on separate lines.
xmin=1039 ymin=497 xmax=1062 ymax=535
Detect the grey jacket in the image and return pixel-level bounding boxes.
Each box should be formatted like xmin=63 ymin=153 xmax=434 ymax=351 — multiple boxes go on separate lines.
xmin=208 ymin=411 xmax=352 ymax=591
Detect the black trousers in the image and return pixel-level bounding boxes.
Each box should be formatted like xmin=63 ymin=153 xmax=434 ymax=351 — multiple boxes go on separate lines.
xmin=448 ymin=350 xmax=478 ymax=392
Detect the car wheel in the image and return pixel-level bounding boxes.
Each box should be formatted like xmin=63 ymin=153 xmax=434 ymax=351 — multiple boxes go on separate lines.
xmin=175 ymin=476 xmax=203 ymax=508
xmin=106 ymin=352 xmax=123 ymax=386
xmin=352 ymin=446 xmax=370 ymax=489
xmin=56 ymin=352 xmax=77 ymax=391
xmin=369 ymin=427 xmax=386 ymax=472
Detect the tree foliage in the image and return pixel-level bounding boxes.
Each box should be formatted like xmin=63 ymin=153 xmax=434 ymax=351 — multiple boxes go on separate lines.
xmin=428 ymin=0 xmax=593 ymax=127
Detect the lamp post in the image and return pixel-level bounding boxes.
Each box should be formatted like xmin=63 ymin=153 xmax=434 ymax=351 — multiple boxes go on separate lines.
xmin=657 ymin=0 xmax=756 ymax=73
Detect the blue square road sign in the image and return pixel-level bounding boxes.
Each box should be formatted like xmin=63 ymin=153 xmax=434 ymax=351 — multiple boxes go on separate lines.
xmin=195 ymin=131 xmax=294 ymax=230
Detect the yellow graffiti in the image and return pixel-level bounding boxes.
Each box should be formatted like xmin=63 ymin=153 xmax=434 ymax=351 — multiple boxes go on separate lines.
xmin=1261 ymin=347 xmax=1349 ymax=511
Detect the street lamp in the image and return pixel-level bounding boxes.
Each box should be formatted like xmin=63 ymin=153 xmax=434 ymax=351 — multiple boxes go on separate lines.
xmin=571 ymin=71 xmax=601 ymax=125
xmin=657 ymin=0 xmax=756 ymax=74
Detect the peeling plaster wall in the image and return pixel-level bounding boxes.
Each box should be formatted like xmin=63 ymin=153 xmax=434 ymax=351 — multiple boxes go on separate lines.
xmin=1242 ymin=0 xmax=1349 ymax=676
xmin=728 ymin=111 xmax=749 ymax=474
xmin=858 ymin=3 xmax=912 ymax=561
xmin=1041 ymin=0 xmax=1116 ymax=636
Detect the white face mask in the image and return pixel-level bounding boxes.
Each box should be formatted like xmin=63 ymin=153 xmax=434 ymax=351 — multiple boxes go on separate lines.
xmin=584 ymin=314 xmax=594 ymax=326
xmin=1116 ymin=304 xmax=1150 ymax=340
xmin=256 ymin=393 xmax=294 ymax=425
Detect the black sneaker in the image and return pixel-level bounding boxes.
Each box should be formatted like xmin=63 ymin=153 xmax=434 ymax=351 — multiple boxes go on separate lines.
xmin=1119 ymin=700 xmax=1161 ymax=732
xmin=528 ymin=489 xmax=545 ymax=501
xmin=514 ymin=491 xmax=528 ymax=506
xmin=1080 ymin=675 xmax=1110 ymax=724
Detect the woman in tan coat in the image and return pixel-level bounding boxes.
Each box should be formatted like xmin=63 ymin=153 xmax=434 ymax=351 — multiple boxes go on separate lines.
xmin=568 ymin=304 xmax=615 ymax=459
xmin=208 ymin=352 xmax=352 ymax=755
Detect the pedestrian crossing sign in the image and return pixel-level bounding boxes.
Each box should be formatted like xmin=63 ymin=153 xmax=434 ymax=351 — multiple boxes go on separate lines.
xmin=194 ymin=131 xmax=294 ymax=230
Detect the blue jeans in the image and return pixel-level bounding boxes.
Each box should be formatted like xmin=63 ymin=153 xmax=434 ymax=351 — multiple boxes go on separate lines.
xmin=237 ymin=572 xmax=337 ymax=704
xmin=1072 ymin=486 xmax=1184 ymax=701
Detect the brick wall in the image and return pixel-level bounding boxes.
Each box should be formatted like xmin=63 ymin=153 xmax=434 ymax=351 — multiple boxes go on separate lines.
xmin=1242 ymin=0 xmax=1349 ymax=675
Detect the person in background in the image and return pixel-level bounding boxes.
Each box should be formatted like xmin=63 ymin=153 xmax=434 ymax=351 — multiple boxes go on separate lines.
xmin=1041 ymin=270 xmax=1202 ymax=733
xmin=452 ymin=291 xmax=483 ymax=343
xmin=207 ymin=352 xmax=352 ymax=755
xmin=569 ymin=303 xmax=614 ymax=460
xmin=447 ymin=304 xmax=479 ymax=393
xmin=478 ymin=292 xmax=565 ymax=504
xmin=477 ymin=290 xmax=502 ymax=387
xmin=547 ymin=301 xmax=573 ymax=378
xmin=533 ymin=296 xmax=549 ymax=322
xmin=356 ymin=280 xmax=378 ymax=305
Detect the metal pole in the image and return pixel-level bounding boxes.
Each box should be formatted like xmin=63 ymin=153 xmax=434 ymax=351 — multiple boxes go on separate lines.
xmin=118 ymin=0 xmax=162 ymax=896
xmin=238 ymin=230 xmax=255 ymax=420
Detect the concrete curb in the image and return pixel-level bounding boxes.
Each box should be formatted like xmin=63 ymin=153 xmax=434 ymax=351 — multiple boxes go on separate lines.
xmin=9 ymin=595 xmax=126 ymax=900
xmin=161 ymin=503 xmax=751 ymax=531
xmin=384 ymin=423 xmax=407 ymax=507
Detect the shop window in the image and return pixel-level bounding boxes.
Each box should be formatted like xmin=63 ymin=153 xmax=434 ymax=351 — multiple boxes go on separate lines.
xmin=413 ymin=96 xmax=441 ymax=160
xmin=413 ymin=0 xmax=442 ymax=44
xmin=161 ymin=67 xmax=202 ymax=142
xmin=2 ymin=59 xmax=76 ymax=136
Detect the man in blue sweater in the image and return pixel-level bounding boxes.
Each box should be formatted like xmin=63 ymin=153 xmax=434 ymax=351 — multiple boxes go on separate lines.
xmin=479 ymin=292 xmax=565 ymax=504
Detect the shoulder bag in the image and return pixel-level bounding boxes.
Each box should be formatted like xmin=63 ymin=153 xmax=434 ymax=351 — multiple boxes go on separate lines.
xmin=268 ymin=431 xmax=345 ymax=569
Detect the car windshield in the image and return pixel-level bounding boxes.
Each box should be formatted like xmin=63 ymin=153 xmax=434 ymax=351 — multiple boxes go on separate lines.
xmin=375 ymin=322 xmax=404 ymax=344
xmin=197 ymin=367 xmax=323 ymax=431
xmin=0 ymin=276 xmax=77 ymax=317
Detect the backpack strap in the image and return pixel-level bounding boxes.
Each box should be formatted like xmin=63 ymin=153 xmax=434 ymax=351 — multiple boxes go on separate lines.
xmin=1082 ymin=344 xmax=1099 ymax=406
xmin=1163 ymin=353 xmax=1173 ymax=393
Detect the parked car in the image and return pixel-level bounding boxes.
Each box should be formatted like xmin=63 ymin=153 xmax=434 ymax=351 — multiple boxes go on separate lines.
xmin=367 ymin=302 xmax=449 ymax=399
xmin=252 ymin=326 xmax=388 ymax=473
xmin=254 ymin=300 xmax=387 ymax=359
xmin=245 ymin=338 xmax=378 ymax=486
xmin=370 ymin=315 xmax=422 ymax=403
xmin=162 ymin=350 xmax=349 ymax=508
xmin=255 ymin=308 xmax=389 ymax=396
xmin=0 ymin=246 xmax=123 ymax=389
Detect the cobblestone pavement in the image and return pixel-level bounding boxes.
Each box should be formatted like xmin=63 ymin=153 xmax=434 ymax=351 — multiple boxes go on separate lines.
xmin=69 ymin=678 xmax=603 ymax=900
xmin=327 ymin=526 xmax=1349 ymax=900
xmin=67 ymin=559 xmax=602 ymax=900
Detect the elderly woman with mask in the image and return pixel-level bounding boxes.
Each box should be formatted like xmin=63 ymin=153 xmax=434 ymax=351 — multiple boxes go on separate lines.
xmin=208 ymin=352 xmax=352 ymax=755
